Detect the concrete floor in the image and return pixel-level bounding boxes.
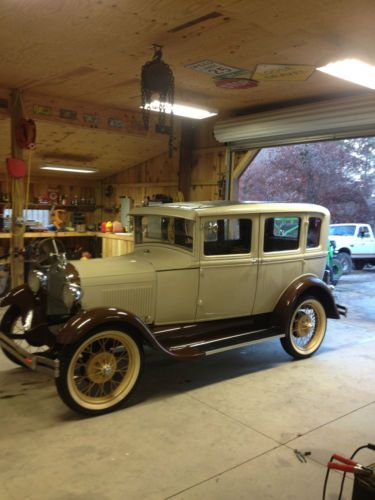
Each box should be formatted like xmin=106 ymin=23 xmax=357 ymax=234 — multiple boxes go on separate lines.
xmin=1 ymin=270 xmax=374 ymax=500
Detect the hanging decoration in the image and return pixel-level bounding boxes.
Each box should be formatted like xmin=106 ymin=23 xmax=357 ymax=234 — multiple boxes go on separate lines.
xmin=141 ymin=45 xmax=174 ymax=156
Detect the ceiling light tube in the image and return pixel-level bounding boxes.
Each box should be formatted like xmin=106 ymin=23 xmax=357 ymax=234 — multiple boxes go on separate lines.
xmin=40 ymin=165 xmax=97 ymax=174
xmin=317 ymin=58 xmax=375 ymax=90
xmin=142 ymin=100 xmax=217 ymax=119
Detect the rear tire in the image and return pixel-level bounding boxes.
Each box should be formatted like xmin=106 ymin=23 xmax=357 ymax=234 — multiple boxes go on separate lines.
xmin=55 ymin=327 xmax=144 ymax=416
xmin=337 ymin=252 xmax=352 ymax=274
xmin=280 ymin=297 xmax=327 ymax=359
xmin=353 ymin=260 xmax=365 ymax=270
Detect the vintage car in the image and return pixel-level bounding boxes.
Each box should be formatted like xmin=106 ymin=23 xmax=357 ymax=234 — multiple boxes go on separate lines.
xmin=0 ymin=202 xmax=346 ymax=416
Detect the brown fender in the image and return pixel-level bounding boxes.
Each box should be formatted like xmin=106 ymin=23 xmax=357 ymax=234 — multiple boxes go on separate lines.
xmin=56 ymin=307 xmax=177 ymax=357
xmin=273 ymin=275 xmax=340 ymax=332
xmin=0 ymin=284 xmax=47 ymax=328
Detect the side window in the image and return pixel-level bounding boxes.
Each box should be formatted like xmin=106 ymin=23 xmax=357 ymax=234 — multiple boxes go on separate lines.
xmin=358 ymin=226 xmax=370 ymax=238
xmin=204 ymin=218 xmax=252 ymax=255
xmin=307 ymin=217 xmax=322 ymax=248
xmin=264 ymin=216 xmax=301 ymax=252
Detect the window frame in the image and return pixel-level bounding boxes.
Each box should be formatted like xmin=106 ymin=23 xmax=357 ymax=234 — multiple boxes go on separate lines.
xmin=200 ymin=216 xmax=254 ymax=259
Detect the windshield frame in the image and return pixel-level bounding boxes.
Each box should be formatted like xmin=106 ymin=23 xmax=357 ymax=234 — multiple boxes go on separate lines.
xmin=133 ymin=214 xmax=195 ymax=252
xmin=329 ymin=225 xmax=356 ymax=236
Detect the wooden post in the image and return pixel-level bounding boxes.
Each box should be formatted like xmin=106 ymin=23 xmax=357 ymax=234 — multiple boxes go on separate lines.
xmin=10 ymin=89 xmax=25 ymax=287
xmin=178 ymin=120 xmax=195 ymax=201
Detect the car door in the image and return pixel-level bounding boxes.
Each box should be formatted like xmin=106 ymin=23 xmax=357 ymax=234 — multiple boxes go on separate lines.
xmin=353 ymin=226 xmax=375 ymax=256
xmin=196 ymin=215 xmax=259 ymax=321
xmin=253 ymin=214 xmax=304 ymax=315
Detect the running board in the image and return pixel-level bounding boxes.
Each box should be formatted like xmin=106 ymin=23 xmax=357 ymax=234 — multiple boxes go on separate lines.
xmin=0 ymin=332 xmax=59 ymax=377
xmin=168 ymin=328 xmax=283 ymax=357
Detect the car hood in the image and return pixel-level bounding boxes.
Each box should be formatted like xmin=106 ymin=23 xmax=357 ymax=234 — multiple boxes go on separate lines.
xmin=71 ymin=254 xmax=155 ymax=287
xmin=72 ymin=247 xmax=196 ymax=281
xmin=70 ymin=249 xmax=196 ymax=322
xmin=329 ymin=235 xmax=354 ymax=242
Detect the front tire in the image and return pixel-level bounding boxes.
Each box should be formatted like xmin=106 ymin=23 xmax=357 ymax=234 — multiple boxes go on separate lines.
xmin=281 ymin=297 xmax=327 ymax=359
xmin=55 ymin=328 xmax=143 ymax=416
xmin=337 ymin=252 xmax=352 ymax=274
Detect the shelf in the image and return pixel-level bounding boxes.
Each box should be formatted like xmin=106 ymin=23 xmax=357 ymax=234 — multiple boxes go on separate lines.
xmin=0 ymin=231 xmax=98 ymax=239
xmin=0 ymin=203 xmax=96 ymax=211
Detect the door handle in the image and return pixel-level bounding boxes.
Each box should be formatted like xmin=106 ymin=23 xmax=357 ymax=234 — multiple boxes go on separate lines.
xmin=250 ymin=258 xmax=257 ymax=264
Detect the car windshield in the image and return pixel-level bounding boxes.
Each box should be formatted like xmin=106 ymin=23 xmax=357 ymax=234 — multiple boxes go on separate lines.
xmin=133 ymin=215 xmax=194 ymax=251
xmin=329 ymin=225 xmax=356 ymax=236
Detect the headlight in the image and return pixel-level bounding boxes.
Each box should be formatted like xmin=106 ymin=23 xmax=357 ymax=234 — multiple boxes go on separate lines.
xmin=27 ymin=270 xmax=47 ymax=293
xmin=62 ymin=282 xmax=83 ymax=309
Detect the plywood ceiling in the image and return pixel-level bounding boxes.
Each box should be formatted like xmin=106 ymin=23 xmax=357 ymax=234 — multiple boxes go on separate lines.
xmin=1 ymin=0 xmax=375 ymax=178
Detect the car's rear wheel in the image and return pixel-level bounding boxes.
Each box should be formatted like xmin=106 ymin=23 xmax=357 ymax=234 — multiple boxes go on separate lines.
xmin=353 ymin=260 xmax=365 ymax=270
xmin=56 ymin=328 xmax=143 ymax=416
xmin=281 ymin=297 xmax=327 ymax=359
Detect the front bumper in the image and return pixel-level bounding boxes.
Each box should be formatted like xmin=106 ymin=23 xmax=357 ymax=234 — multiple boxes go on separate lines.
xmin=337 ymin=303 xmax=348 ymax=317
xmin=0 ymin=331 xmax=59 ymax=377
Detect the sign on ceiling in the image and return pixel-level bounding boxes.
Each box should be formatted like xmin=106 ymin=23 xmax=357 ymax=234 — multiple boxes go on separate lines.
xmin=252 ymin=64 xmax=315 ymax=81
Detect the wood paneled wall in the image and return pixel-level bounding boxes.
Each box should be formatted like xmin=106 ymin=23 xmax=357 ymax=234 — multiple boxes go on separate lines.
xmin=101 ymin=152 xmax=179 ymax=215
xmin=189 ymin=117 xmax=226 ymax=201
xmin=100 ymin=117 xmax=227 ymax=210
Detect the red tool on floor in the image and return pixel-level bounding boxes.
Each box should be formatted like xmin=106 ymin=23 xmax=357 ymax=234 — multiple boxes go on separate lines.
xmin=323 ymin=443 xmax=375 ymax=500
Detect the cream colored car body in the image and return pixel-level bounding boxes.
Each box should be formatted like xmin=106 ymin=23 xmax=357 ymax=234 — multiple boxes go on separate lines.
xmin=73 ymin=202 xmax=330 ymax=326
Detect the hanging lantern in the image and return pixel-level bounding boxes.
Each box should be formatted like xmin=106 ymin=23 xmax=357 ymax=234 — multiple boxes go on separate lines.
xmin=141 ymin=45 xmax=174 ymax=156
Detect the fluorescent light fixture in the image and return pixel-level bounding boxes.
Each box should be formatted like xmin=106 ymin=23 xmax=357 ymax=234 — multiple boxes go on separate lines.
xmin=40 ymin=165 xmax=97 ymax=174
xmin=142 ymin=100 xmax=217 ymax=119
xmin=317 ymin=58 xmax=375 ymax=90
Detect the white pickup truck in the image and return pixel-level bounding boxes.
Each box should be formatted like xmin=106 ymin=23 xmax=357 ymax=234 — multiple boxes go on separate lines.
xmin=329 ymin=223 xmax=375 ymax=273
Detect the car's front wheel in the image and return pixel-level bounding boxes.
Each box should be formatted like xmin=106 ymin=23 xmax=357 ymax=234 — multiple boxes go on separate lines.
xmin=280 ymin=297 xmax=327 ymax=359
xmin=56 ymin=328 xmax=143 ymax=416
xmin=337 ymin=252 xmax=352 ymax=274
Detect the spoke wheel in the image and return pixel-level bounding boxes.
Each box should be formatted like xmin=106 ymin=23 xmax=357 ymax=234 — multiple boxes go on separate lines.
xmin=56 ymin=329 xmax=143 ymax=416
xmin=281 ymin=297 xmax=327 ymax=359
xmin=0 ymin=306 xmax=49 ymax=366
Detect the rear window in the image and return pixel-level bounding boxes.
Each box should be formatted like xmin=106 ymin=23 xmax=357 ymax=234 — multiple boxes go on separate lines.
xmin=307 ymin=217 xmax=322 ymax=248
xmin=264 ymin=217 xmax=301 ymax=252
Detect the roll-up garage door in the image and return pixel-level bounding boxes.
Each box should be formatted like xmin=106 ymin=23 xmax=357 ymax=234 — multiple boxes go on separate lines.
xmin=214 ymin=93 xmax=375 ymax=150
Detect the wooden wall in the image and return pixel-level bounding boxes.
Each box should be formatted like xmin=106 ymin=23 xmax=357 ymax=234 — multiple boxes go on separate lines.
xmin=100 ymin=117 xmax=227 ymax=210
xmin=100 ymin=152 xmax=179 ymax=215
xmin=189 ymin=117 xmax=227 ymax=201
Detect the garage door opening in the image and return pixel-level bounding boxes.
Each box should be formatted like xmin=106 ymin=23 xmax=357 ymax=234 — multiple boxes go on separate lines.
xmin=237 ymin=137 xmax=375 ymax=225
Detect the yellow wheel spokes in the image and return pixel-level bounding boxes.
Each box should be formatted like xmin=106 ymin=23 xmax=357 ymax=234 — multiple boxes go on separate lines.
xmin=291 ymin=300 xmax=325 ymax=353
xmin=68 ymin=331 xmax=140 ymax=409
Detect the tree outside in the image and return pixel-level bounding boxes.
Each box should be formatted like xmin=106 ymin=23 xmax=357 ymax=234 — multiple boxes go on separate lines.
xmin=238 ymin=138 xmax=375 ymax=226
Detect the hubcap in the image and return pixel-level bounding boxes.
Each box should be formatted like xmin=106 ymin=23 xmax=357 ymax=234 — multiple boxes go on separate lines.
xmin=295 ymin=312 xmax=314 ymax=337
xmin=87 ymin=352 xmax=117 ymax=383
xmin=290 ymin=299 xmax=326 ymax=354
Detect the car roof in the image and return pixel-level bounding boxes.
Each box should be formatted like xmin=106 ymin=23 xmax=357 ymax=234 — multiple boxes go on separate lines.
xmin=131 ymin=201 xmax=330 ymax=219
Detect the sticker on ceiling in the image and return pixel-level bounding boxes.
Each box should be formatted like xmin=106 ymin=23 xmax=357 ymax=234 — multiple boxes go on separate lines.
xmin=214 ymin=70 xmax=258 ymax=89
xmin=252 ymin=64 xmax=315 ymax=81
xmin=185 ymin=60 xmax=245 ymax=77
xmin=186 ymin=61 xmax=258 ymax=89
